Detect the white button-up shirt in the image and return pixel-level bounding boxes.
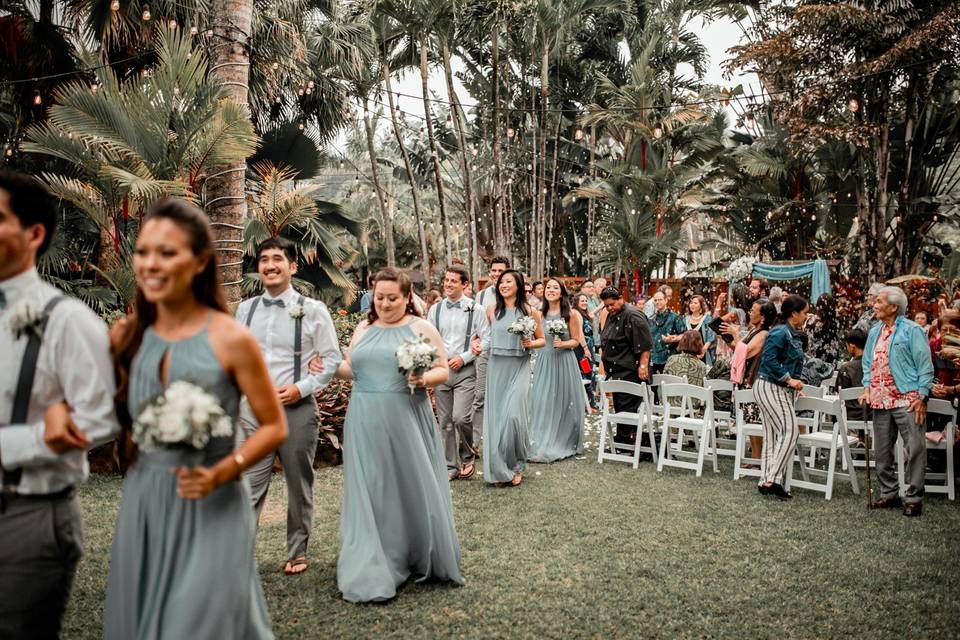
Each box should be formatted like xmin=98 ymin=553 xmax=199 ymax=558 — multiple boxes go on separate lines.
xmin=428 ymin=296 xmax=489 ymax=365
xmin=235 ymin=287 xmax=341 ymax=398
xmin=0 ymin=268 xmax=120 ymax=495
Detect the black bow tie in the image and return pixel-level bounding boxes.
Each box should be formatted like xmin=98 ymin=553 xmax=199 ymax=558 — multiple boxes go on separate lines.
xmin=263 ymin=298 xmax=285 ymax=308
xmin=446 ymin=299 xmax=462 ymax=309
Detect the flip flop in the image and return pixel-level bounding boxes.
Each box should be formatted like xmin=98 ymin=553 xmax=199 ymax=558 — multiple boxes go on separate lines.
xmin=284 ymin=557 xmax=308 ymax=576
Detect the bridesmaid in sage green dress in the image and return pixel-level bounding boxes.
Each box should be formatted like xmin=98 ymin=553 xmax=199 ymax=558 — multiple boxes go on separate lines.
xmin=484 ymin=270 xmax=545 ymax=486
xmin=528 ymin=278 xmax=586 ymax=462
xmin=335 ymin=267 xmax=464 ymax=603
xmin=105 ymin=199 xmax=287 ymax=639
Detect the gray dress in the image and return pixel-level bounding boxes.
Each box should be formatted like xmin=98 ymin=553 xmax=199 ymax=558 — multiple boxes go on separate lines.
xmin=528 ymin=313 xmax=585 ymax=462
xmin=337 ymin=323 xmax=464 ymax=603
xmin=483 ymin=308 xmax=532 ymax=483
xmin=105 ymin=324 xmax=272 ymax=640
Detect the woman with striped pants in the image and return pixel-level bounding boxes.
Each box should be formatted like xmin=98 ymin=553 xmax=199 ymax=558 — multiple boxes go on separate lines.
xmin=753 ymin=295 xmax=809 ymax=500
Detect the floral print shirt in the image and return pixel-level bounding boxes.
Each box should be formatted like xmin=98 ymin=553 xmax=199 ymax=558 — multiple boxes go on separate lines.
xmin=869 ymin=324 xmax=921 ymax=410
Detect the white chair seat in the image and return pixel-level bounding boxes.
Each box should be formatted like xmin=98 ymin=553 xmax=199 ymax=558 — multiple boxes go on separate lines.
xmin=798 ymin=432 xmax=859 ymax=447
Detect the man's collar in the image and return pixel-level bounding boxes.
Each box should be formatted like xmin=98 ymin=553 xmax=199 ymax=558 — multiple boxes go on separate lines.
xmin=0 ymin=267 xmax=40 ymax=302
xmin=264 ymin=286 xmax=296 ymax=302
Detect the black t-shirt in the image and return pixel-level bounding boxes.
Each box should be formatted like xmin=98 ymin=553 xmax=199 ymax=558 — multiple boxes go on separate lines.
xmin=600 ymin=303 xmax=653 ymax=372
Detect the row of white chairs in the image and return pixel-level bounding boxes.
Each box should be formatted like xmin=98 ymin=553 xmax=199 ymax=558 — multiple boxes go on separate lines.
xmin=597 ymin=375 xmax=956 ymax=501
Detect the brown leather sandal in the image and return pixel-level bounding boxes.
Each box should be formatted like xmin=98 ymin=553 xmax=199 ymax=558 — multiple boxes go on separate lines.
xmin=284 ymin=556 xmax=308 ymax=576
xmin=460 ymin=462 xmax=476 ymax=479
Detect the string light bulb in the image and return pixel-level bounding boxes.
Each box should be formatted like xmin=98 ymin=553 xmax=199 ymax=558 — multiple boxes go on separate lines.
xmin=168 ymin=19 xmax=177 ymax=29
xmin=653 ymin=124 xmax=663 ymax=139
xmin=272 ymin=62 xmax=279 ymax=70
xmin=141 ymin=5 xmax=151 ymax=20
xmin=190 ymin=25 xmax=198 ymax=35
xmin=847 ymin=95 xmax=860 ymax=113
xmin=306 ymin=80 xmax=315 ymax=89
xmin=507 ymin=127 xmax=515 ymax=139
xmin=111 ymin=0 xmax=120 ymax=11
xmin=627 ymin=187 xmax=633 ymax=195
xmin=575 ymin=127 xmax=584 ymax=141
xmin=32 ymin=92 xmax=42 ymax=106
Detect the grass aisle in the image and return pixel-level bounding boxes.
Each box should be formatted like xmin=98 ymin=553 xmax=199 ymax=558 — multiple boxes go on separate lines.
xmin=66 ymin=445 xmax=960 ymax=639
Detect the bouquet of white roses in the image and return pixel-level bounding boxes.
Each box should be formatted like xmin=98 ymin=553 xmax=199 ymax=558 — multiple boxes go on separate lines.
xmin=396 ymin=336 xmax=439 ymax=394
xmin=507 ymin=315 xmax=537 ymax=349
xmin=132 ymin=381 xmax=233 ymax=451
xmin=545 ymin=318 xmax=567 ymax=338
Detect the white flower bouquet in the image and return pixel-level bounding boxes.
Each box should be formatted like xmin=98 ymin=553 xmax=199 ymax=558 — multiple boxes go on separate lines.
xmin=396 ymin=336 xmax=439 ymax=394
xmin=726 ymin=256 xmax=756 ymax=281
xmin=132 ymin=381 xmax=233 ymax=451
xmin=545 ymin=318 xmax=567 ymax=338
xmin=507 ymin=315 xmax=537 ymax=339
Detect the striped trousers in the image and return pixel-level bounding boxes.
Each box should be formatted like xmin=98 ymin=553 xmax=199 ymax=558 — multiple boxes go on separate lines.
xmin=754 ymin=379 xmax=800 ymax=486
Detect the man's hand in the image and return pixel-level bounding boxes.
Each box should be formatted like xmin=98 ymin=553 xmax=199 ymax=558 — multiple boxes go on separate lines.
xmin=277 ymin=384 xmax=302 ymax=405
xmin=43 ymin=402 xmax=88 ymax=453
xmin=449 ymin=356 xmax=465 ymax=372
xmin=638 ymin=364 xmax=649 ymax=381
xmin=307 ymin=356 xmax=324 ymax=375
xmin=470 ymin=337 xmax=482 ymax=356
xmin=858 ymin=388 xmax=871 ymax=407
xmin=933 ymin=383 xmax=948 ymax=398
xmin=909 ymin=397 xmax=927 ymax=426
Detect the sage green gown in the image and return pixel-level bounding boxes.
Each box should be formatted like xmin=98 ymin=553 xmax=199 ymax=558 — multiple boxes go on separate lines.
xmin=528 ymin=313 xmax=586 ymax=462
xmin=105 ymin=323 xmax=273 ymax=639
xmin=483 ymin=308 xmax=532 ymax=483
xmin=337 ymin=322 xmax=464 ymax=603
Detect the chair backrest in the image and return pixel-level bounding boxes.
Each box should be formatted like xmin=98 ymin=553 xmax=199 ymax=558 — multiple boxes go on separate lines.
xmin=661 ymin=383 xmax=714 ymax=417
xmin=705 ymin=378 xmax=734 ymax=392
xmin=653 ymin=374 xmax=686 ymax=387
xmin=928 ymin=398 xmax=957 ymax=421
xmin=837 ymin=386 xmax=864 ymax=403
xmin=823 ymin=372 xmax=838 ymax=391
xmin=801 ymin=384 xmax=824 ymax=398
xmin=599 ymin=379 xmax=648 ymax=417
xmin=734 ymin=388 xmax=755 ymax=405
xmin=794 ymin=395 xmax=842 ymax=420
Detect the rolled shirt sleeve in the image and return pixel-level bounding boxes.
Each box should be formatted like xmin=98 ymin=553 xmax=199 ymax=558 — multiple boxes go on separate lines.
xmin=294 ymin=301 xmax=342 ymax=399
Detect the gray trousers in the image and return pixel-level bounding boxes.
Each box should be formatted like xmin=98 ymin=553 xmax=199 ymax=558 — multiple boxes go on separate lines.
xmin=241 ymin=397 xmax=319 ymax=561
xmin=873 ymin=406 xmax=926 ymax=504
xmin=436 ymin=362 xmax=477 ymax=471
xmin=472 ymin=354 xmax=487 ymax=446
xmin=0 ymin=493 xmax=83 ymax=640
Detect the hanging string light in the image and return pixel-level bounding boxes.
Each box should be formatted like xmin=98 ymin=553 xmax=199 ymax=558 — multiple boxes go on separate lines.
xmin=653 ymin=124 xmax=663 ymax=139
xmin=32 ymin=92 xmax=42 ymax=106
xmin=168 ymin=19 xmax=178 ymax=29
xmin=190 ymin=25 xmax=198 ymax=35
xmin=110 ymin=0 xmax=120 ymax=11
xmin=141 ymin=5 xmax=151 ymax=21
xmin=847 ymin=95 xmax=860 ymax=113
xmin=575 ymin=127 xmax=584 ymax=141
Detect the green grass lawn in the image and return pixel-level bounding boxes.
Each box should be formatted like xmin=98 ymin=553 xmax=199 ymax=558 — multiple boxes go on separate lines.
xmin=64 ymin=435 xmax=960 ymax=639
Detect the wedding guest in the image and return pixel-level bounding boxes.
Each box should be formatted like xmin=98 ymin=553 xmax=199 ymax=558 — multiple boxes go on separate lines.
xmin=599 ymin=287 xmax=653 ymax=446
xmin=484 ymin=270 xmax=545 ymax=486
xmin=573 ymin=294 xmax=598 ymax=409
xmin=914 ymin=311 xmax=930 ymax=336
xmin=748 ymin=277 xmax=769 ymax=303
xmin=836 ymin=329 xmax=868 ymax=422
xmin=525 ymin=280 xmax=540 ymax=307
xmin=359 ymin=275 xmax=374 ymax=314
xmin=769 ymin=286 xmax=783 ymax=311
xmin=533 ymin=280 xmax=545 ymax=301
xmin=334 ymin=267 xmax=463 ymax=601
xmin=425 ymin=288 xmax=442 ymax=308
xmin=429 ymin=265 xmax=488 ymax=481
xmin=106 ymin=198 xmax=286 ymax=638
xmin=728 ymin=299 xmax=778 ymax=466
xmin=684 ymin=294 xmax=716 ymax=365
xmin=805 ymin=293 xmax=842 ymax=363
xmin=854 ymin=283 xmax=884 ymax=333
xmin=580 ymin=279 xmax=600 ymax=316
xmin=754 ymin=294 xmax=809 ymax=500
xmin=859 ymin=286 xmax=934 ymax=517
xmin=528 ymin=278 xmax=586 ymax=462
xmin=236 ymin=237 xmax=341 ymax=576
xmin=472 ymin=256 xmax=509 ymax=447
xmin=463 ymin=281 xmax=473 ymax=299
xmin=649 ymin=290 xmax=685 ymax=375
xmin=0 ymin=171 xmax=120 ymax=639
xmin=664 ymin=331 xmax=708 ymax=409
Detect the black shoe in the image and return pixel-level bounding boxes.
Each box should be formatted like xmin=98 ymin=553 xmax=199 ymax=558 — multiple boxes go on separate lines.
xmin=758 ymin=483 xmax=772 ymax=495
xmin=873 ymin=496 xmax=903 ymax=510
xmin=769 ymin=483 xmax=792 ymax=500
xmin=902 ymin=502 xmax=923 ymax=517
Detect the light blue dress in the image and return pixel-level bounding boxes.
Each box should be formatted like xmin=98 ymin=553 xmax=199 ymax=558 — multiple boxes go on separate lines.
xmin=528 ymin=313 xmax=586 ymax=462
xmin=105 ymin=322 xmax=273 ymax=640
xmin=338 ymin=322 xmax=464 ymax=603
xmin=483 ymin=308 xmax=532 ymax=483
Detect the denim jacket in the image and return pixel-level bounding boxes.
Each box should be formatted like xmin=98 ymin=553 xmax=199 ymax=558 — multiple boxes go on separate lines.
xmin=758 ymin=323 xmax=805 ymax=385
xmin=861 ymin=316 xmax=934 ymax=399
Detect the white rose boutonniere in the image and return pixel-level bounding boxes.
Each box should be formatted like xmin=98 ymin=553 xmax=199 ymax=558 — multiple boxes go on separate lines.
xmin=289 ymin=303 xmax=306 ymax=320
xmin=462 ymin=300 xmax=474 ymax=313
xmin=8 ymin=299 xmax=45 ymax=341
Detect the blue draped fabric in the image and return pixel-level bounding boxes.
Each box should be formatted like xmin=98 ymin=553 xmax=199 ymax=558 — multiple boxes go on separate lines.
xmin=751 ymin=260 xmax=831 ymax=302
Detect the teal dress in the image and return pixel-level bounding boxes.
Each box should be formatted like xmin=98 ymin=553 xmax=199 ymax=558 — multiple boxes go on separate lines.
xmin=528 ymin=313 xmax=586 ymax=462
xmin=483 ymin=308 xmax=532 ymax=483
xmin=105 ymin=322 xmax=273 ymax=640
xmin=338 ymin=322 xmax=464 ymax=603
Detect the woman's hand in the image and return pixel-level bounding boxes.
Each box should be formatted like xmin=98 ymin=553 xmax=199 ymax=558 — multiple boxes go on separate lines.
xmin=407 ymin=372 xmax=426 ymax=389
xmin=553 ymin=337 xmax=563 ymax=349
xmin=787 ymin=378 xmax=805 ymax=391
xmin=521 ymin=337 xmax=533 ymax=349
xmin=720 ymin=322 xmax=738 ymax=337
xmin=175 ymin=465 xmax=218 ymax=500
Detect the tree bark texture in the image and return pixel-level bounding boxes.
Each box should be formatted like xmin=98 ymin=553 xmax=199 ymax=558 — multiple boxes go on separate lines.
xmin=420 ymin=35 xmax=452 ymax=262
xmin=362 ymin=100 xmax=394 ymax=267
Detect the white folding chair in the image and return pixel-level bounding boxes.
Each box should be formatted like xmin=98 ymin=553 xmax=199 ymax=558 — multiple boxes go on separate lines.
xmin=732 ymin=388 xmax=764 ymax=480
xmin=705 ymin=379 xmax=736 ymax=458
xmin=597 ymin=379 xmax=658 ymax=468
xmin=795 ymin=384 xmax=825 ymax=465
xmin=897 ymin=399 xmax=955 ymax=500
xmin=650 ymin=374 xmax=688 ymax=420
xmin=838 ymin=386 xmax=875 ymax=470
xmin=786 ymin=396 xmax=860 ymax=500
xmin=823 ymin=371 xmax=839 ymax=394
xmin=656 ymin=383 xmax=718 ymax=477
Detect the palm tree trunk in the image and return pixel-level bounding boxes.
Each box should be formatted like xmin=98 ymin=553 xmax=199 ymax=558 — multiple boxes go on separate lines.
xmin=362 ymin=99 xmax=395 ymax=267
xmin=442 ymin=40 xmax=478 ymax=284
xmin=383 ymin=65 xmax=429 ymax=273
xmin=491 ymin=25 xmax=506 ymax=256
xmin=537 ymin=46 xmax=549 ymax=278
xmin=586 ymin=124 xmax=597 ymax=273
xmin=546 ymin=118 xmax=562 ymax=274
xmin=894 ymin=72 xmax=918 ymax=276
xmin=206 ymin=0 xmax=253 ymax=306
xmin=419 ymin=35 xmax=452 ymax=261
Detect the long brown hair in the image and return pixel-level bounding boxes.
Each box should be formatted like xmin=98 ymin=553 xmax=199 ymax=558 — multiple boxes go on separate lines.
xmin=366 ymin=267 xmax=418 ymax=324
xmin=112 ymin=198 xmax=227 ymax=469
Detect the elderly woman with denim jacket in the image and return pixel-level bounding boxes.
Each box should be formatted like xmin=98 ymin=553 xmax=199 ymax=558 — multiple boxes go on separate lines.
xmin=753 ymin=295 xmax=809 ymax=500
xmin=858 ymin=286 xmax=934 ymax=517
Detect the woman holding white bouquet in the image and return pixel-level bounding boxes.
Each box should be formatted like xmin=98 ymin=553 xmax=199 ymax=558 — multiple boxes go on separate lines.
xmin=334 ymin=267 xmax=463 ymax=602
xmin=105 ymin=199 xmax=288 ymax=639
xmin=484 ymin=270 xmax=545 ymax=486
xmin=528 ymin=278 xmax=587 ymax=462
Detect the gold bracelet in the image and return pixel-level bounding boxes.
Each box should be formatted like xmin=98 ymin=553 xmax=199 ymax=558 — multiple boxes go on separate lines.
xmin=233 ymin=453 xmax=246 ymax=471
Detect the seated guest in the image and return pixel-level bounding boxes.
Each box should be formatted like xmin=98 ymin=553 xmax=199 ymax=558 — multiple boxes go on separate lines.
xmin=914 ymin=311 xmax=930 ymax=336
xmin=664 ymin=330 xmax=708 ymax=409
xmin=769 ymin=286 xmax=783 ymax=312
xmin=836 ymin=329 xmax=868 ymax=422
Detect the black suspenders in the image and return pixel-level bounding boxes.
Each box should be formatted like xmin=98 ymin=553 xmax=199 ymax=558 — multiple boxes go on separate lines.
xmin=432 ymin=301 xmax=475 ymax=353
xmin=244 ymin=294 xmax=307 ymax=383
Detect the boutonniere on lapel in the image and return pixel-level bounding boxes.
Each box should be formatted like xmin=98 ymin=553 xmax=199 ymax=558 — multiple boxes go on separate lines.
xmin=462 ymin=300 xmax=474 ymax=312
xmin=288 ymin=303 xmax=306 ymax=320
xmin=8 ymin=299 xmax=45 ymax=340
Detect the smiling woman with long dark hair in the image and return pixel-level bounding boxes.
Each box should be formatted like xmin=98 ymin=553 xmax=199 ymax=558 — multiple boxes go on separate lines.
xmin=105 ymin=198 xmax=287 ymax=639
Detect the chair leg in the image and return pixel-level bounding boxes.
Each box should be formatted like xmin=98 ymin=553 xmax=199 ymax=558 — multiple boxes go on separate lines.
xmin=733 ymin=430 xmax=743 ymax=480
xmin=948 ymin=426 xmax=955 ymax=501
xmin=840 ymin=434 xmax=859 ymax=495
xmin=825 ymin=439 xmax=839 ymax=501
xmin=656 ymin=424 xmax=668 ymax=472
xmin=695 ymin=427 xmax=707 ymax=478
xmin=647 ymin=420 xmax=659 ymax=465
xmin=710 ymin=427 xmax=719 ymax=473
xmin=631 ymin=422 xmax=641 ymax=470
xmin=597 ymin=416 xmax=607 ymax=463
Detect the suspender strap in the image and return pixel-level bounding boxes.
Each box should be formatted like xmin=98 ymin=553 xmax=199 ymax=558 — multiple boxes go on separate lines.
xmin=432 ymin=302 xmax=442 ymax=328
xmin=293 ymin=295 xmax=305 ymax=384
xmin=244 ymin=296 xmax=262 ymax=327
xmin=5 ymin=296 xmax=67 ymax=488
xmin=463 ymin=305 xmax=475 ymax=353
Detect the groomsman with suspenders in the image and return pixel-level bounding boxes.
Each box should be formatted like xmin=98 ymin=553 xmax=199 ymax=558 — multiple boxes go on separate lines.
xmin=429 ymin=265 xmax=489 ymax=481
xmin=237 ymin=237 xmax=341 ymax=576
xmin=0 ymin=172 xmax=120 ymax=638
xmin=470 ymin=256 xmax=509 ymax=446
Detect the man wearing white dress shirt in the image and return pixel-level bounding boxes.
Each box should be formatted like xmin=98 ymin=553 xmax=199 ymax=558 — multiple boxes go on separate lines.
xmin=430 ymin=265 xmax=489 ymax=480
xmin=0 ymin=171 xmax=120 ymax=638
xmin=237 ymin=237 xmax=341 ymax=576
xmin=470 ymin=256 xmax=508 ymax=446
